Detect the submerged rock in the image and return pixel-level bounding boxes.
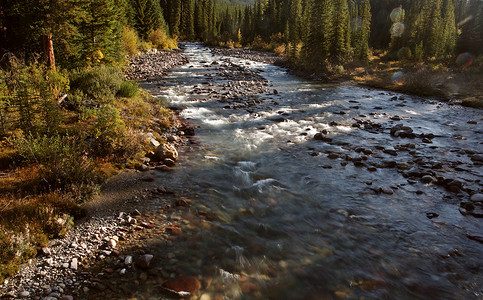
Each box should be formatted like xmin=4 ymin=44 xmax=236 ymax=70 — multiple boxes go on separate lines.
xmin=162 ymin=276 xmax=201 ymax=296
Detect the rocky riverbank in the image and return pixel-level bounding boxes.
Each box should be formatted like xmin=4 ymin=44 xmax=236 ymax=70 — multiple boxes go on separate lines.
xmin=125 ymin=49 xmax=189 ymax=81
xmin=0 ymin=49 xmax=196 ymax=299
xmin=210 ymin=47 xmax=285 ymax=65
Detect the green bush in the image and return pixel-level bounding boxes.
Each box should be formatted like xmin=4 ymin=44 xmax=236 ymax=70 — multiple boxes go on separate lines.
xmin=91 ymin=106 xmax=127 ymax=156
xmin=8 ymin=132 xmax=100 ymax=201
xmin=70 ymin=65 xmax=123 ymax=103
xmin=117 ymin=80 xmax=139 ymax=98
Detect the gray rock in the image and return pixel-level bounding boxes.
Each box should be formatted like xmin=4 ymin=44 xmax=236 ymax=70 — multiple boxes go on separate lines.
xmin=18 ymin=291 xmax=30 ymax=298
xmin=470 ymin=194 xmax=483 ymax=203
xmin=70 ymin=258 xmax=78 ymax=271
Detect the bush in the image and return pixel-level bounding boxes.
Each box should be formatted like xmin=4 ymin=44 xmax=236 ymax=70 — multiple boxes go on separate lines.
xmin=121 ymin=26 xmax=140 ymax=56
xmin=117 ymin=80 xmax=139 ymax=98
xmin=70 ymin=65 xmax=123 ymax=103
xmin=8 ymin=132 xmax=99 ymax=201
xmin=91 ymin=106 xmax=127 ymax=156
xmin=149 ymin=28 xmax=170 ymax=50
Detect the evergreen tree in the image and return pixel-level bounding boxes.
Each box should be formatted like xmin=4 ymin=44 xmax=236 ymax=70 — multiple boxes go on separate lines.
xmin=304 ymin=0 xmax=334 ymax=68
xmin=128 ymin=0 xmax=167 ymax=40
xmin=331 ymin=0 xmax=351 ymax=62
xmin=75 ymin=0 xmax=125 ymax=67
xmin=180 ymin=0 xmax=195 ymax=40
xmin=354 ymin=0 xmax=371 ymax=62
xmin=440 ymin=0 xmax=456 ymax=57
xmin=169 ymin=0 xmax=182 ymax=37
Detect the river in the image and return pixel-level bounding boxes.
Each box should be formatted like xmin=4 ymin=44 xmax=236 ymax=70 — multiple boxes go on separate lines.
xmin=133 ymin=43 xmax=482 ymax=299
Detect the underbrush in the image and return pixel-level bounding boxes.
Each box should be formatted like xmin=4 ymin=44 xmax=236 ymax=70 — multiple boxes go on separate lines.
xmin=0 ymin=192 xmax=83 ymax=284
xmin=0 ymin=57 xmax=176 ymax=284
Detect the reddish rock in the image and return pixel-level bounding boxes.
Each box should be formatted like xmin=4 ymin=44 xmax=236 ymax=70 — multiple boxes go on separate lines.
xmin=162 ymin=276 xmax=202 ymax=296
xmin=166 ymin=226 xmax=182 ymax=235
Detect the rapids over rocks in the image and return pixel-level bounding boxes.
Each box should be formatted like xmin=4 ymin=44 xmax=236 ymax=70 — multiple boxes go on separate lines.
xmin=120 ymin=44 xmax=483 ymax=299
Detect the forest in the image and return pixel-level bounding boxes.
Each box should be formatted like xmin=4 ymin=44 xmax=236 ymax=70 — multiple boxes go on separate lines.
xmin=0 ymin=0 xmax=482 ymax=297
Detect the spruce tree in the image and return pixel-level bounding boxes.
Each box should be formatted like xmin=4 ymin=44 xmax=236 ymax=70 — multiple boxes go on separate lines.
xmin=440 ymin=0 xmax=457 ymax=57
xmin=180 ymin=0 xmax=195 ymax=40
xmin=331 ymin=0 xmax=350 ymax=63
xmin=128 ymin=0 xmax=167 ymax=40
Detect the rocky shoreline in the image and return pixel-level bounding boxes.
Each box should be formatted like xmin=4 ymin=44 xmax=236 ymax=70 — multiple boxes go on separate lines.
xmin=0 ymin=49 xmax=195 ymax=299
xmin=125 ymin=49 xmax=189 ymax=81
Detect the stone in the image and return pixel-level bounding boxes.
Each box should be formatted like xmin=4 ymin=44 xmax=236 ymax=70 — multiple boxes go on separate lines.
xmin=125 ymin=256 xmax=133 ymax=265
xmin=314 ymin=133 xmax=332 ymax=142
xmin=162 ymin=276 xmax=202 ymax=295
xmin=41 ymin=247 xmax=52 ymax=256
xmin=108 ymin=238 xmax=117 ymax=248
xmin=70 ymin=258 xmax=78 ymax=270
xmin=61 ymin=296 xmax=74 ymax=300
xmin=136 ymin=254 xmax=155 ymax=269
xmin=421 ymin=175 xmax=436 ymax=184
xmin=19 ymin=291 xmax=30 ymax=298
xmin=470 ymin=194 xmax=483 ymax=203
xmin=426 ymin=212 xmax=439 ymax=219
xmin=381 ymin=187 xmax=394 ymax=195
xmin=154 ymin=143 xmax=178 ymax=162
xmin=164 ymin=158 xmax=176 ymax=167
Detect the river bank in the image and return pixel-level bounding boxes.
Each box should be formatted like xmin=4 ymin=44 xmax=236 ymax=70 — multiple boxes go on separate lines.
xmin=0 ymin=49 xmax=194 ymax=299
xmin=213 ymin=46 xmax=482 ymax=109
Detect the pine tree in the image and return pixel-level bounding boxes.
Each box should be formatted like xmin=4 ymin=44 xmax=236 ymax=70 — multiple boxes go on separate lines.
xmin=304 ymin=0 xmax=334 ymax=68
xmin=169 ymin=0 xmax=182 ymax=37
xmin=75 ymin=0 xmax=125 ymax=67
xmin=331 ymin=0 xmax=350 ymax=63
xmin=354 ymin=0 xmax=371 ymax=62
xmin=128 ymin=0 xmax=167 ymax=40
xmin=440 ymin=0 xmax=456 ymax=57
xmin=180 ymin=0 xmax=195 ymax=40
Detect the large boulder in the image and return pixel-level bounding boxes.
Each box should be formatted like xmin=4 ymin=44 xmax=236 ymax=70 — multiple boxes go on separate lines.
xmin=154 ymin=143 xmax=178 ymax=162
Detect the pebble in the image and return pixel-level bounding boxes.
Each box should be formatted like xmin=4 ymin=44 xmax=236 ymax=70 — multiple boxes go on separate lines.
xmin=19 ymin=291 xmax=30 ymax=298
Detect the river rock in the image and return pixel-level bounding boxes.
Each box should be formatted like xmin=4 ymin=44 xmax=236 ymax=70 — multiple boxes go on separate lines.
xmin=70 ymin=258 xmax=78 ymax=270
xmin=470 ymin=194 xmax=483 ymax=203
xmin=164 ymin=158 xmax=176 ymax=167
xmin=136 ymin=254 xmax=155 ymax=269
xmin=154 ymin=143 xmax=178 ymax=162
xmin=162 ymin=276 xmax=202 ymax=296
xmin=314 ymin=133 xmax=332 ymax=142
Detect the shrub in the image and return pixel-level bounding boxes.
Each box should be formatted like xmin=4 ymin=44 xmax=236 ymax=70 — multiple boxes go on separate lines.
xmin=117 ymin=80 xmax=139 ymax=98
xmin=121 ymin=26 xmax=140 ymax=56
xmin=8 ymin=132 xmax=99 ymax=201
xmin=91 ymin=106 xmax=127 ymax=156
xmin=70 ymin=65 xmax=123 ymax=103
xmin=149 ymin=28 xmax=170 ymax=50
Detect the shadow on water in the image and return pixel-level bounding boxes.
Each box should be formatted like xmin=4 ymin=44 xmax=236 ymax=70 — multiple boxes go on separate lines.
xmin=77 ymin=43 xmax=482 ymax=300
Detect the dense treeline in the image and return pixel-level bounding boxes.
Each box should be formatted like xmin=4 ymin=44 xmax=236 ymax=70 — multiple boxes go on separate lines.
xmin=231 ymin=0 xmax=482 ymax=68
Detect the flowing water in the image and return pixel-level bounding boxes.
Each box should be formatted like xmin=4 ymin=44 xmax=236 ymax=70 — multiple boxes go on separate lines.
xmin=138 ymin=43 xmax=482 ymax=299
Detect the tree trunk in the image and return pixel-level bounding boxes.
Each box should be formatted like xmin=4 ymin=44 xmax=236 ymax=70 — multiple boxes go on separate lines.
xmin=43 ymin=33 xmax=56 ymax=71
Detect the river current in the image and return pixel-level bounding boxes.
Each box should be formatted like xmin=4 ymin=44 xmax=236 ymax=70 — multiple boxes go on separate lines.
xmin=138 ymin=43 xmax=482 ymax=299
